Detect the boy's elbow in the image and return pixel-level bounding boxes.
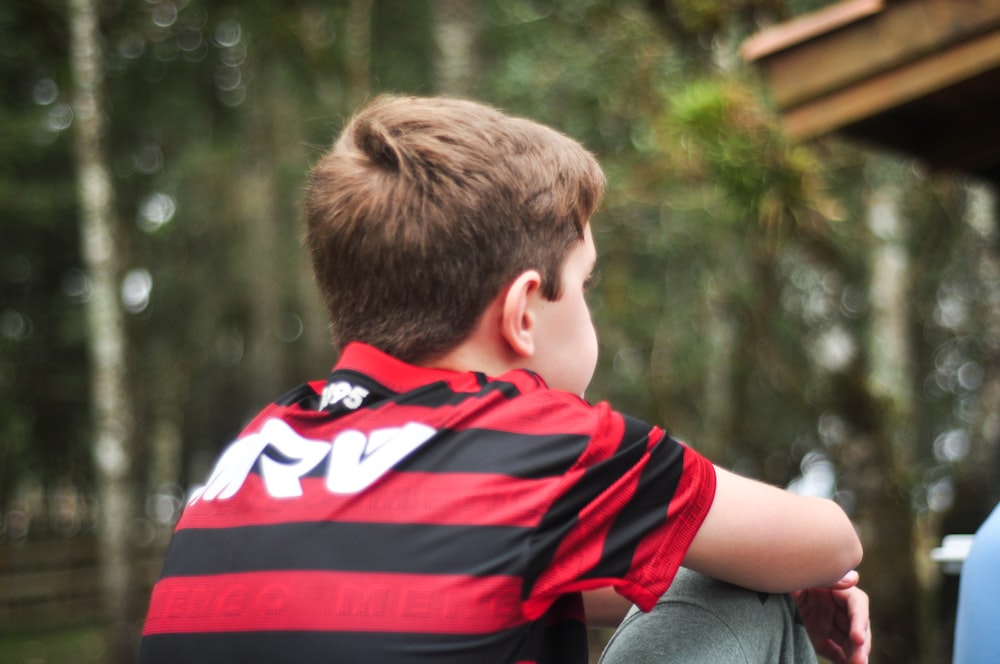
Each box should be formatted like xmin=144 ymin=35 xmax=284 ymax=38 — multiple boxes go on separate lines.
xmin=847 ymin=524 xmax=864 ymax=570
xmin=829 ymin=501 xmax=864 ymax=576
xmin=792 ymin=497 xmax=863 ymax=587
xmin=847 ymin=526 xmax=864 ymax=568
xmin=837 ymin=532 xmax=864 ymax=580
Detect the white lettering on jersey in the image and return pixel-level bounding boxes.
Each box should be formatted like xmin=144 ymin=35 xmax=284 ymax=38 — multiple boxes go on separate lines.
xmin=325 ymin=423 xmax=436 ymax=494
xmin=188 ymin=418 xmax=437 ymax=504
xmin=256 ymin=421 xmax=330 ymax=498
xmin=320 ymin=381 xmax=370 ymax=410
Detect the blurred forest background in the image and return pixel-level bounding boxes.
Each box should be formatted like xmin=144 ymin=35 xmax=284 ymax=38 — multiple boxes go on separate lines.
xmin=2 ymin=0 xmax=998 ymax=662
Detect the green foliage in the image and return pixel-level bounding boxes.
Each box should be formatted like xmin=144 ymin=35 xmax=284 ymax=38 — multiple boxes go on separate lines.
xmin=1 ymin=1 xmax=92 ymax=506
xmin=0 ymin=626 xmax=105 ymax=664
xmin=372 ymin=0 xmax=435 ymax=92
xmin=667 ymin=77 xmax=844 ymax=237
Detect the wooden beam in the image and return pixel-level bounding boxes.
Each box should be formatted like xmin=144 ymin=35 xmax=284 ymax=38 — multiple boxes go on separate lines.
xmin=750 ymin=0 xmax=1000 ymax=110
xmin=741 ymin=0 xmax=884 ymax=62
xmin=778 ymin=26 xmax=1000 ymax=139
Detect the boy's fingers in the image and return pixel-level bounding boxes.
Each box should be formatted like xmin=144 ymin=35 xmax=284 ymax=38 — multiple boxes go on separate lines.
xmin=851 ymin=622 xmax=871 ymax=664
xmin=828 ymin=569 xmax=860 ymax=589
xmin=846 ymin=586 xmax=871 ymax=664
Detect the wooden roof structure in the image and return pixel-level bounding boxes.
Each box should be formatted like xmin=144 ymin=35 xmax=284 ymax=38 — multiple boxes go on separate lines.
xmin=742 ymin=0 xmax=1000 ymax=184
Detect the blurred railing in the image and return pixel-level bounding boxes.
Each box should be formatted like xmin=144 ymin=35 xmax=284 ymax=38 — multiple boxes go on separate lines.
xmin=0 ymin=535 xmax=166 ymax=631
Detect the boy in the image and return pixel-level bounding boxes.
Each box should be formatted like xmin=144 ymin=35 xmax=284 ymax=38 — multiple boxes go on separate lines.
xmin=138 ymin=95 xmax=869 ymax=663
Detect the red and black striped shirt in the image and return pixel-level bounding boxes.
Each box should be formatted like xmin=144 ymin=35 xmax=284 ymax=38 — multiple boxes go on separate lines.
xmin=139 ymin=342 xmax=716 ymax=663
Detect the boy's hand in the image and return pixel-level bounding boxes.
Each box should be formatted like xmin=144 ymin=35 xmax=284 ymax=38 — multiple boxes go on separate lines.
xmin=791 ymin=570 xmax=871 ymax=664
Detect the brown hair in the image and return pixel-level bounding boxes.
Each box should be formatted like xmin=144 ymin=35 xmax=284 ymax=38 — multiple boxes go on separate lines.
xmin=304 ymin=95 xmax=605 ymax=364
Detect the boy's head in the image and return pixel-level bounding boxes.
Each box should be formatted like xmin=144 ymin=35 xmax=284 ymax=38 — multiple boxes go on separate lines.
xmin=304 ymin=95 xmax=606 ymax=365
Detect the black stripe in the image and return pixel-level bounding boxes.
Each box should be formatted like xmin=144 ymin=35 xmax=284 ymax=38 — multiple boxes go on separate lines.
xmin=161 ymin=521 xmax=529 ymax=578
xmin=586 ymin=422 xmax=684 ymax=580
xmin=400 ymin=428 xmax=589 ymax=479
xmin=536 ymin=615 xmax=589 ymax=664
xmin=522 ymin=417 xmax=650 ymax=596
xmin=138 ymin=627 xmax=531 ymax=664
xmin=395 ymin=378 xmax=521 ymax=408
xmin=274 ymin=383 xmax=320 ymax=408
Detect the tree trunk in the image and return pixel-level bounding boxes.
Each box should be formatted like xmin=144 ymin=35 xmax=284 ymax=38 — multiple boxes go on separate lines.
xmin=856 ymin=178 xmax=922 ymax=663
xmin=147 ymin=365 xmax=183 ymax=499
xmin=701 ymin=286 xmax=738 ymax=464
xmin=831 ymin=365 xmax=922 ymax=664
xmin=432 ymin=0 xmax=478 ymax=96
xmin=68 ymin=0 xmax=138 ymax=661
xmin=345 ymin=0 xmax=374 ymax=108
xmin=965 ymin=182 xmax=1000 ymax=493
xmin=240 ymin=156 xmax=285 ymax=404
xmin=867 ymin=184 xmax=915 ymax=451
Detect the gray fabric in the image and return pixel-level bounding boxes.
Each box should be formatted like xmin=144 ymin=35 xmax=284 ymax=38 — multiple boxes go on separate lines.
xmin=598 ymin=568 xmax=818 ymax=664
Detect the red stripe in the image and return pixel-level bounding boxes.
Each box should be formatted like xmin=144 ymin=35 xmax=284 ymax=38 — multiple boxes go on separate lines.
xmin=522 ymin=430 xmax=717 ymax=619
xmin=627 ymin=445 xmax=717 ymax=612
xmin=176 ymin=472 xmax=559 ymax=531
xmin=142 ymin=571 xmax=526 ymax=635
xmin=523 ymin=445 xmax=642 ymax=617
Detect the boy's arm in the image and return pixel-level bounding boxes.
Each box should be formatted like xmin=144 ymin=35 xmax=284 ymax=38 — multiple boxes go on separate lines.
xmin=582 ymin=588 xmax=633 ymax=627
xmin=683 ymin=466 xmax=863 ymax=593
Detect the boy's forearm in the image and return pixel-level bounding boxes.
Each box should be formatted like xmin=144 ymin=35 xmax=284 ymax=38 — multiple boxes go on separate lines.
xmin=683 ymin=466 xmax=862 ymax=593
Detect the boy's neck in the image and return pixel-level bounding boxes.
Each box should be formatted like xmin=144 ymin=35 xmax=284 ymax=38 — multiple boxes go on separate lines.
xmin=417 ymin=298 xmax=521 ymax=378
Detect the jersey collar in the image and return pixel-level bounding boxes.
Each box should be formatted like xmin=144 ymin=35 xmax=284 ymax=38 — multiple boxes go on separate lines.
xmin=332 ymin=342 xmax=488 ymax=394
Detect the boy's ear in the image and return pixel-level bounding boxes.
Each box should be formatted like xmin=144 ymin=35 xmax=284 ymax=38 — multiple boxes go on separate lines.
xmin=500 ymin=270 xmax=542 ymax=358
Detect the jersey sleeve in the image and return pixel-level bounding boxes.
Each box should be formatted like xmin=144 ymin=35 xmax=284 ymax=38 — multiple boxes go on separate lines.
xmin=521 ymin=403 xmax=717 ymax=619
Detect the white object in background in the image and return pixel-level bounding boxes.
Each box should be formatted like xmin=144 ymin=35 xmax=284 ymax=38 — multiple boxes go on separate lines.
xmin=930 ymin=534 xmax=976 ymax=575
